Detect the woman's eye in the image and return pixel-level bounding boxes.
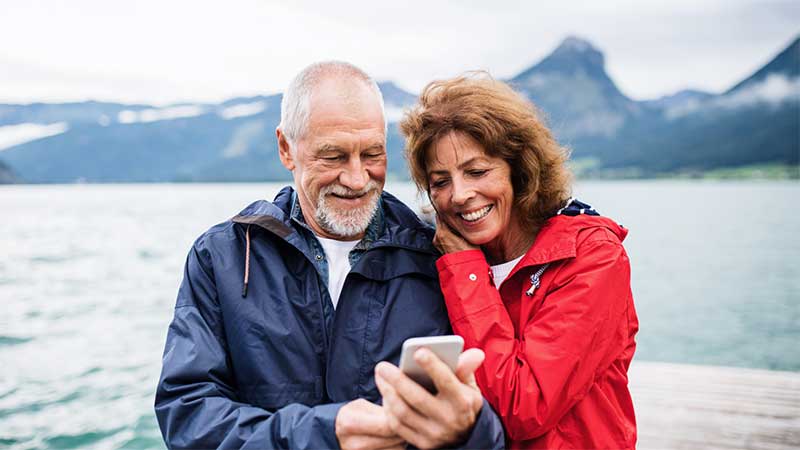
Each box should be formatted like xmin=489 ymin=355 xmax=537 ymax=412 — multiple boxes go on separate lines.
xmin=468 ymin=169 xmax=488 ymax=177
xmin=430 ymin=179 xmax=449 ymax=188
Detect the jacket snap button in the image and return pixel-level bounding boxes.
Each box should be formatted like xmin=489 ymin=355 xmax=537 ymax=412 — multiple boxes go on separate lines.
xmin=315 ymin=254 xmax=323 ymax=261
xmin=469 ymin=273 xmax=477 ymax=281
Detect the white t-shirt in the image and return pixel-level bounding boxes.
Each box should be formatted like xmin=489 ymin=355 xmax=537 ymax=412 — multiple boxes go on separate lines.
xmin=490 ymin=254 xmax=525 ymax=290
xmin=316 ymin=236 xmax=360 ymax=309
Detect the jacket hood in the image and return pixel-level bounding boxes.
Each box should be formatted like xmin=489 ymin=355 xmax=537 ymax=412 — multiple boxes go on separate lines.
xmin=521 ymin=198 xmax=628 ymax=266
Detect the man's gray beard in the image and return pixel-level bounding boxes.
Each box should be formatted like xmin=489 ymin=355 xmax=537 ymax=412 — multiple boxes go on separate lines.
xmin=315 ymin=181 xmax=381 ymax=238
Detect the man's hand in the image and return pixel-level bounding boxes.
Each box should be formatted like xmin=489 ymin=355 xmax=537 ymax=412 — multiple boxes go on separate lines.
xmin=374 ymin=347 xmax=485 ymax=450
xmin=433 ymin=216 xmax=478 ymax=255
xmin=335 ymin=399 xmax=406 ymax=450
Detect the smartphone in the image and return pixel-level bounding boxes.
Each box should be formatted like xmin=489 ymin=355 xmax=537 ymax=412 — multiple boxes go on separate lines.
xmin=398 ymin=335 xmax=464 ymax=393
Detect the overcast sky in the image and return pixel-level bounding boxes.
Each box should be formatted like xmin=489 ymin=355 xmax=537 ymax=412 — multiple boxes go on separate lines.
xmin=1 ymin=0 xmax=797 ymax=105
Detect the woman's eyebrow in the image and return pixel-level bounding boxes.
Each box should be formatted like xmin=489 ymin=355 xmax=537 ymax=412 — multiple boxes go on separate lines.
xmin=428 ymin=156 xmax=487 ymax=176
xmin=427 ymin=169 xmax=449 ymax=177
xmin=457 ymin=157 xmax=484 ymax=169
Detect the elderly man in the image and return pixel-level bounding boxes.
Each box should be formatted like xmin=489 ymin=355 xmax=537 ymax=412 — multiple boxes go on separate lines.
xmin=154 ymin=61 xmax=505 ymax=449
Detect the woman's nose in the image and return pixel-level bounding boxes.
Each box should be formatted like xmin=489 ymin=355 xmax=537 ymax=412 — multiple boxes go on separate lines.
xmin=451 ymin=178 xmax=475 ymax=205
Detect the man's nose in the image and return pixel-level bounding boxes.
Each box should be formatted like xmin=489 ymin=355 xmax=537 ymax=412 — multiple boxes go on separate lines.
xmin=339 ymin=159 xmax=369 ymax=191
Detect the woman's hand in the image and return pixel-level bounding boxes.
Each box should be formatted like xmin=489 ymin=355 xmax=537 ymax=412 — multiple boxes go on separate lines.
xmin=433 ymin=216 xmax=478 ymax=254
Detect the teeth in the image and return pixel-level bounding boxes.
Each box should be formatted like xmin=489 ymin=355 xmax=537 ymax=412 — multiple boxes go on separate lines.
xmin=460 ymin=205 xmax=492 ymax=222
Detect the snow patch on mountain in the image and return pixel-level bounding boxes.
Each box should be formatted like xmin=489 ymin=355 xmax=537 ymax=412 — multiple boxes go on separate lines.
xmin=117 ymin=105 xmax=205 ymax=124
xmin=222 ymin=121 xmax=266 ymax=158
xmin=0 ymin=122 xmax=69 ymax=151
xmin=218 ymin=101 xmax=267 ymax=120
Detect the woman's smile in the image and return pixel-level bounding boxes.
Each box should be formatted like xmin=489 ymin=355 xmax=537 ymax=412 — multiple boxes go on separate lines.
xmin=457 ymin=204 xmax=493 ymax=223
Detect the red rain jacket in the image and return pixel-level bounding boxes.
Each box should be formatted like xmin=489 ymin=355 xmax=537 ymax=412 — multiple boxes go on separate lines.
xmin=437 ymin=211 xmax=638 ymax=449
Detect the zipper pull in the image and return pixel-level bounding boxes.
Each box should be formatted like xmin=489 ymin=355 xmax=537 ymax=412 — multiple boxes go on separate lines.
xmin=526 ymin=263 xmax=550 ymax=297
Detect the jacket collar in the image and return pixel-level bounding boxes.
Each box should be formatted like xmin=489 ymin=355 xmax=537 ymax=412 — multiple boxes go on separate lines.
xmin=231 ymin=186 xmax=436 ymax=255
xmin=519 ymin=199 xmax=627 ymax=267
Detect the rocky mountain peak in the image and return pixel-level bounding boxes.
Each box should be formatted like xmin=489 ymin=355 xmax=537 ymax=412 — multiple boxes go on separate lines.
xmin=553 ymin=36 xmax=600 ymax=56
xmin=513 ymin=35 xmax=608 ymax=84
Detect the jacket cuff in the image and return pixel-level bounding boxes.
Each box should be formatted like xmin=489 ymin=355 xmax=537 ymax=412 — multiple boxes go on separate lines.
xmin=436 ymin=250 xmax=499 ymax=323
xmin=451 ymin=398 xmax=506 ymax=449
xmin=435 ymin=250 xmax=487 ymax=272
xmin=242 ymin=401 xmax=346 ymax=450
xmin=311 ymin=402 xmax=346 ymax=449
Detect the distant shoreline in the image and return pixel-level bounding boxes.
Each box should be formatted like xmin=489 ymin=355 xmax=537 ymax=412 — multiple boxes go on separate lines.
xmin=1 ymin=163 xmax=798 ymax=185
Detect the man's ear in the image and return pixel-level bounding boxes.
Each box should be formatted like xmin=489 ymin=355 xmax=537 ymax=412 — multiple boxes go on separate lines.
xmin=276 ymin=127 xmax=295 ymax=171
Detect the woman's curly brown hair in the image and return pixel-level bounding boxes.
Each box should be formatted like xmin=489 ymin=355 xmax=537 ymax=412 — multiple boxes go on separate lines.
xmin=400 ymin=73 xmax=573 ymax=229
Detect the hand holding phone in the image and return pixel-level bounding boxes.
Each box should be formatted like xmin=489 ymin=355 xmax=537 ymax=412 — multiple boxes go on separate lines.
xmin=375 ymin=335 xmax=485 ymax=449
xmin=398 ymin=335 xmax=463 ymax=393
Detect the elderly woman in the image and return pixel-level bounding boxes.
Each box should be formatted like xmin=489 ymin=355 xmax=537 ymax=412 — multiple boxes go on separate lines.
xmin=396 ymin=75 xmax=639 ymax=449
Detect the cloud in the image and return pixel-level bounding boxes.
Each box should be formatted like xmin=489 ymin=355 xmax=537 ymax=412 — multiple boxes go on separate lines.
xmin=719 ymin=74 xmax=800 ymax=108
xmin=665 ymin=74 xmax=799 ymax=119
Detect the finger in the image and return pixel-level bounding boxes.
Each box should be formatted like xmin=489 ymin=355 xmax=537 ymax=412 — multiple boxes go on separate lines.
xmin=376 ymin=373 xmax=441 ymax=449
xmin=375 ymin=361 xmax=439 ymax=417
xmin=341 ymin=399 xmax=396 ymax=438
xmin=414 ymin=347 xmax=462 ymax=398
xmin=435 ymin=215 xmax=456 ymax=236
xmin=343 ymin=434 xmax=405 ymax=450
xmin=376 ymin=372 xmax=438 ymax=432
xmin=384 ymin=411 xmax=439 ymax=450
xmin=377 ymin=445 xmax=406 ymax=450
xmin=455 ymin=347 xmax=485 ymax=383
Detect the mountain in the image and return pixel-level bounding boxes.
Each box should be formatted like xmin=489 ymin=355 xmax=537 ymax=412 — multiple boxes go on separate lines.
xmin=378 ymin=81 xmax=417 ymax=106
xmin=727 ymin=36 xmax=799 ymax=93
xmin=0 ymin=159 xmax=18 ymax=183
xmin=510 ymin=36 xmax=642 ymax=140
xmin=0 ymin=88 xmax=416 ymax=183
xmin=593 ymin=36 xmax=799 ymax=173
xmin=0 ymin=95 xmax=287 ymax=183
xmin=0 ymin=101 xmax=154 ymax=127
xmin=0 ymin=35 xmax=797 ymax=182
xmin=642 ymin=89 xmax=715 ymax=112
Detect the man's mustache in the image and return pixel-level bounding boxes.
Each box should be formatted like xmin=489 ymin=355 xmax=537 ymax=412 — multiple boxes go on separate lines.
xmin=320 ymin=181 xmax=380 ymax=199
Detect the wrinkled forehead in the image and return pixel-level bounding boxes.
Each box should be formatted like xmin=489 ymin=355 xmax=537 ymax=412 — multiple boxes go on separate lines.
xmin=426 ymin=131 xmax=486 ymax=169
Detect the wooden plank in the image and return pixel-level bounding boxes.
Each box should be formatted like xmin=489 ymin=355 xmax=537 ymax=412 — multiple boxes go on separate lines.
xmin=629 ymin=361 xmax=800 ymax=450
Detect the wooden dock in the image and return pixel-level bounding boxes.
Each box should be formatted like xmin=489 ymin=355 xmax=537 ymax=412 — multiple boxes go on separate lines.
xmin=629 ymin=361 xmax=800 ymax=449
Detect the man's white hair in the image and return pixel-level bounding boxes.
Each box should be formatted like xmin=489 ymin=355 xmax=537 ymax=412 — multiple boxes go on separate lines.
xmin=279 ymin=61 xmax=386 ymax=144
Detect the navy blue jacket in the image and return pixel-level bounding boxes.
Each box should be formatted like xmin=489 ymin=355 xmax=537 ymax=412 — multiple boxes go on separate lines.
xmin=155 ymin=187 xmax=505 ymax=449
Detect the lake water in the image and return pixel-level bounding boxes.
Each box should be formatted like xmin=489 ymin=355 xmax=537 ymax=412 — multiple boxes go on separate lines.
xmin=1 ymin=181 xmax=798 ymax=449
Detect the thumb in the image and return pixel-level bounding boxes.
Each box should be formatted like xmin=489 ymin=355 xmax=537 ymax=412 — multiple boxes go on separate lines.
xmin=455 ymin=347 xmax=485 ymax=383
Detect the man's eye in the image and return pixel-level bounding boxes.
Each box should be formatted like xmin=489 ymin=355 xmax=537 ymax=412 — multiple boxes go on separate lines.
xmin=322 ymin=155 xmax=343 ymax=161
